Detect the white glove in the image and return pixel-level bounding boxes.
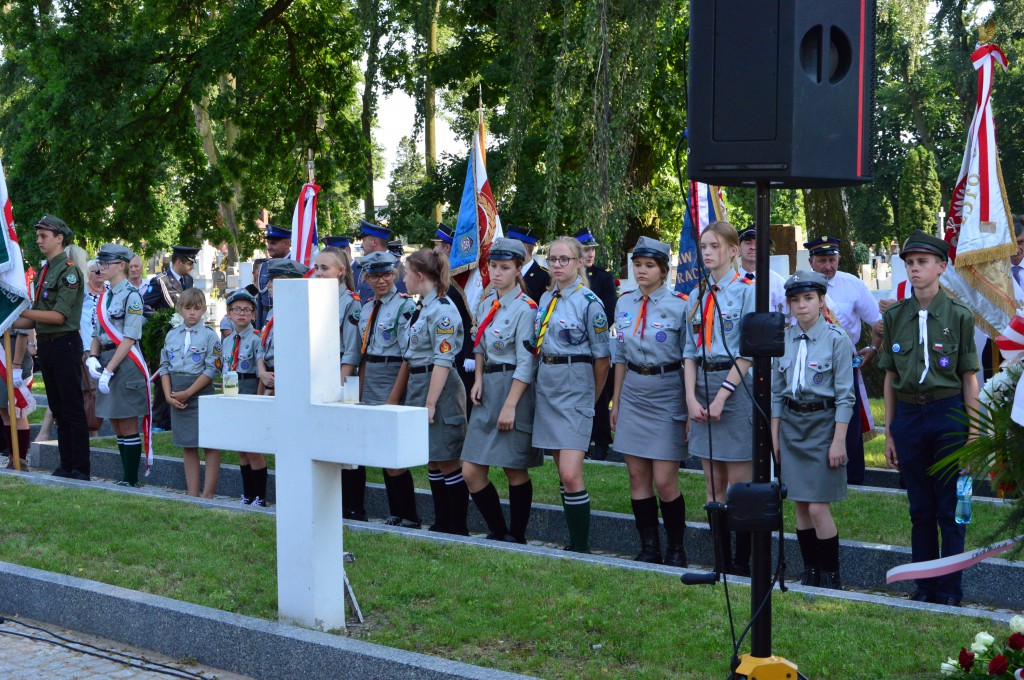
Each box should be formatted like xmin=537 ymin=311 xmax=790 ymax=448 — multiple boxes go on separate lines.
xmin=98 ymin=369 xmax=113 ymax=394
xmin=12 ymin=369 xmax=23 ymax=388
xmin=86 ymin=356 xmax=103 ymax=379
xmin=463 ymin=358 xmax=476 ymax=373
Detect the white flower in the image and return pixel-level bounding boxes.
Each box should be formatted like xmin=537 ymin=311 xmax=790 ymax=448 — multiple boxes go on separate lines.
xmin=971 ymin=640 xmax=989 ymax=654
xmin=940 ymin=657 xmax=957 ymax=676
xmin=975 ymin=631 xmax=996 ymax=646
xmin=170 ymin=312 xmax=184 ymax=328
xmin=1010 ymin=615 xmax=1024 ymax=634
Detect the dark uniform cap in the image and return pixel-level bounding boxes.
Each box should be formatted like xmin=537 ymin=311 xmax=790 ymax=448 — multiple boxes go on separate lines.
xmin=360 ymin=250 xmax=398 ymax=274
xmin=507 ymin=225 xmax=539 ymax=245
xmin=321 ymin=235 xmax=351 ymax=248
xmin=804 ymin=234 xmax=841 ymax=256
xmin=738 ymin=226 xmax=773 ymax=245
xmin=35 ymin=215 xmax=73 ymax=241
xmin=574 ymin=228 xmax=599 ymax=247
xmin=265 ymin=224 xmax=292 ymax=241
xmin=96 ymin=243 xmax=135 ymax=263
xmin=631 ymin=236 xmax=671 ymax=263
xmin=358 ymin=220 xmax=390 ymax=241
xmin=784 ymin=269 xmax=829 ymax=296
xmin=171 ymin=245 xmax=200 ymax=263
xmin=488 ymin=237 xmax=527 ymax=261
xmin=266 ymin=258 xmax=309 ymax=279
xmin=225 ymin=289 xmax=258 ymax=307
xmin=388 ymin=239 xmax=406 ymax=256
xmin=432 ymin=223 xmax=454 ymax=245
xmin=900 ymin=229 xmax=950 ymax=263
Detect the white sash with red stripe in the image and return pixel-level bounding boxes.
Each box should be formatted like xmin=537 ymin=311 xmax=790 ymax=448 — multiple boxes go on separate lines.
xmin=96 ymin=290 xmax=154 ymax=474
xmin=886 ymin=533 xmax=1023 ymax=585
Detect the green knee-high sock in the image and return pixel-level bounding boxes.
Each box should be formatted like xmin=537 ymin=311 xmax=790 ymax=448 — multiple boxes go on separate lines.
xmin=121 ymin=435 xmax=141 ymax=486
xmin=563 ymin=489 xmax=591 ymax=553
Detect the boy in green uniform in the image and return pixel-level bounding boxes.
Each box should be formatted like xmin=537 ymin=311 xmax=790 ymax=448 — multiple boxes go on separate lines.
xmin=879 ymin=229 xmax=979 ymax=606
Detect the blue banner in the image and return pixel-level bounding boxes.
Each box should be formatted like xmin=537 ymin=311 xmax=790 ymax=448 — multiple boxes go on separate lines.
xmin=450 ymin=146 xmax=479 ymax=275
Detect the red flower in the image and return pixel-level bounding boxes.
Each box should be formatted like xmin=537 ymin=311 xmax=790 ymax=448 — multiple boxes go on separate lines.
xmin=988 ymin=654 xmax=1008 ymax=675
xmin=1009 ymin=632 xmax=1024 ymax=650
xmin=960 ymin=647 xmax=976 ymax=671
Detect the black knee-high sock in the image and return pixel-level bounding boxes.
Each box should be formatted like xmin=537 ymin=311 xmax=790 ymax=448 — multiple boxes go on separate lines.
xmin=659 ymin=495 xmax=686 ymax=532
xmin=427 ymin=469 xmax=449 ymax=531
xmin=253 ymin=467 xmax=269 ymax=502
xmin=733 ymin=531 xmax=752 ymax=567
xmin=17 ymin=429 xmax=30 ymax=462
xmin=508 ymin=479 xmax=533 ymax=543
xmin=342 ymin=466 xmax=367 ymax=515
xmin=383 ymin=471 xmax=400 ymax=518
xmin=796 ymin=528 xmax=818 ymax=570
xmin=444 ymin=469 xmax=470 ymax=535
xmin=817 ymin=533 xmax=840 ymax=572
xmin=630 ymin=496 xmax=660 ymax=529
xmin=563 ymin=489 xmax=591 ymax=552
xmin=1 ymin=425 xmax=10 ymax=456
xmin=394 ymin=470 xmax=420 ymax=523
xmin=471 ymin=482 xmax=508 ymax=537
xmin=239 ymin=464 xmax=253 ymax=500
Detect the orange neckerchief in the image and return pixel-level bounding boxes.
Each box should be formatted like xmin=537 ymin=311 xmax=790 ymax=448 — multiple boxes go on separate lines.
xmin=697 ymin=272 xmax=740 ymax=348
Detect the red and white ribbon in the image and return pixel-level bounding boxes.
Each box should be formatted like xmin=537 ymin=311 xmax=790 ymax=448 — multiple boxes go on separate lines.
xmin=0 ymin=344 xmax=35 ymax=418
xmin=96 ymin=291 xmax=153 ymax=474
xmin=994 ymin=314 xmax=1024 ymax=426
xmin=886 ymin=533 xmax=1023 ymax=585
xmin=290 ymin=182 xmax=320 ymax=268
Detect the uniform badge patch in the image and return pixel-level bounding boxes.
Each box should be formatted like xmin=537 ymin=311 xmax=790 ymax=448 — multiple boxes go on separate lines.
xmin=213 ymin=342 xmax=222 ymax=356
xmin=192 ymin=354 xmax=203 ymax=362
xmin=559 ymin=329 xmax=572 ymax=341
xmin=655 ymin=331 xmax=667 ymax=343
xmin=410 ymin=334 xmax=419 ymax=346
xmin=65 ymin=273 xmax=77 ymax=285
xmin=128 ymin=297 xmax=143 ymax=315
xmin=939 ymin=356 xmax=951 ymax=368
xmin=594 ymin=312 xmax=607 ymax=329
xmin=439 ymin=339 xmax=452 ymax=353
xmin=892 ymin=343 xmax=901 ymax=352
xmin=240 ymin=360 xmax=249 ymax=371
xmin=723 ymin=320 xmax=733 ymax=332
xmin=382 ymin=330 xmax=391 ymax=340
xmin=812 ymin=372 xmax=824 ymax=384
xmin=351 ymin=308 xmax=360 ymax=321
xmin=493 ymin=340 xmax=505 ymax=351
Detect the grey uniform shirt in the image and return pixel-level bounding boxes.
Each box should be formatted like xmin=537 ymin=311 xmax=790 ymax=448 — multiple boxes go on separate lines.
xmin=339 ymin=286 xmax=362 ymax=367
xmin=683 ymin=272 xmax=756 ymax=363
xmin=534 ymin=277 xmax=611 ymax=358
xmin=770 ymin=314 xmax=855 ymax=424
xmin=257 ymin=309 xmax=276 ymax=367
xmin=356 ymin=287 xmax=416 ymax=360
xmin=474 ymin=288 xmax=538 ymax=384
xmin=223 ymin=323 xmax=261 ymax=375
xmin=159 ymin=322 xmax=221 ymax=379
xmin=93 ymin=278 xmax=145 ymax=343
xmin=614 ymin=285 xmax=688 ymax=366
xmin=403 ymin=289 xmax=462 ymax=369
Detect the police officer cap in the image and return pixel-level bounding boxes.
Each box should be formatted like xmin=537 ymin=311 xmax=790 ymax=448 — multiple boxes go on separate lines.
xmin=803 ymin=234 xmax=841 ymax=256
xmin=574 ymin=228 xmax=599 ymax=247
xmin=266 ymin=258 xmax=309 ymax=279
xmin=225 ymin=289 xmax=258 ymax=308
xmin=358 ymin=220 xmax=390 ymax=241
xmin=737 ymin=226 xmax=773 ymax=245
xmin=900 ymin=229 xmax=950 ymax=263
xmin=321 ymin=235 xmax=351 ymax=248
xmin=489 ymin=237 xmax=527 ymax=261
xmin=388 ymin=239 xmax=406 ymax=256
xmin=360 ymin=250 xmax=398 ymax=274
xmin=507 ymin=225 xmax=539 ymax=245
xmin=96 ymin=243 xmax=134 ymax=264
xmin=432 ymin=223 xmax=454 ymax=245
xmin=265 ymin=224 xmax=292 ymax=241
xmin=784 ymin=270 xmax=828 ymax=296
xmin=171 ymin=245 xmax=200 ymax=263
xmin=631 ymin=236 xmax=671 ymax=263
xmin=35 ymin=215 xmax=73 ymax=241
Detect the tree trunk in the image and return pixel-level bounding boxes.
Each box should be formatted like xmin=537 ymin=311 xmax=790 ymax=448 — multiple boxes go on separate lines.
xmin=803 ymin=188 xmax=856 ymax=274
xmin=360 ymin=1 xmax=382 ymax=222
xmin=193 ymin=76 xmax=241 ymax=265
xmin=424 ymin=0 xmax=441 ymax=224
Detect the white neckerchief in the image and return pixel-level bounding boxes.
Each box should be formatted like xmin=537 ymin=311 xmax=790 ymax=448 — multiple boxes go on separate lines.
xmin=918 ymin=309 xmax=930 ymax=383
xmin=790 ymin=333 xmax=809 ymax=397
xmin=183 ymin=324 xmax=196 ymax=352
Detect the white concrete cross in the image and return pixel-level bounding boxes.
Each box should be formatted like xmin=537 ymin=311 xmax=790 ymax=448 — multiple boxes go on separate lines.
xmin=199 ymin=278 xmax=428 ymax=631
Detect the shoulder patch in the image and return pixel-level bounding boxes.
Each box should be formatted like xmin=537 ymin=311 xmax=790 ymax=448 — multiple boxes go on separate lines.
xmin=619 ymin=289 xmax=636 ymax=298
xmin=213 ymin=341 xmax=222 ymax=356
xmin=127 ymin=296 xmax=143 ymax=315
xmin=523 ymin=297 xmax=538 ymax=310
xmin=583 ymin=291 xmax=599 ymax=303
xmin=438 ymin=297 xmax=451 ymax=305
xmin=63 ymin=272 xmax=79 ymax=288
xmin=674 ymin=292 xmax=689 ymax=301
xmin=349 ymin=291 xmax=361 ymax=301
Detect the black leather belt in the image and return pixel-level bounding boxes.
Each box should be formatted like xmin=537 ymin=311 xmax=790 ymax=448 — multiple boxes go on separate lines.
xmin=784 ymin=398 xmax=835 ymax=413
xmin=409 ymin=364 xmax=435 ymax=375
xmin=37 ymin=331 xmax=74 ymax=344
xmin=237 ymin=372 xmax=258 ymax=380
xmin=541 ymin=355 xmax=594 ymax=366
xmin=484 ymin=363 xmax=514 ymax=374
xmin=627 ymin=361 xmax=681 ymax=376
xmin=364 ymin=354 xmax=401 ymax=364
xmin=99 ymin=342 xmax=116 ymax=352
xmin=896 ymin=388 xmax=961 ymax=405
xmin=697 ymin=358 xmax=732 ymax=372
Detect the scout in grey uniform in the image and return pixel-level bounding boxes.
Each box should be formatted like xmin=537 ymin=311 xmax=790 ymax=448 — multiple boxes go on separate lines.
xmin=682 ymin=221 xmax=755 ymax=575
xmin=460 ymin=238 xmax=540 ymax=543
xmin=396 ymin=248 xmax=468 ymax=535
xmin=770 ymin=270 xmax=854 ymax=590
xmin=256 ymin=259 xmax=311 ymax=396
xmin=610 ymin=237 xmax=689 ymax=567
xmin=159 ymin=287 xmax=223 ymax=498
xmin=352 ymin=250 xmax=419 ymax=527
xmin=222 ymin=290 xmax=263 ymax=504
xmin=532 ymin=236 xmax=611 ymax=553
xmin=87 ymin=244 xmax=148 ymax=487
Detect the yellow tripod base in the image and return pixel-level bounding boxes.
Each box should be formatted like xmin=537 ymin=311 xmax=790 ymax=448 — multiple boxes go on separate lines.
xmin=733 ymin=653 xmax=803 ymax=679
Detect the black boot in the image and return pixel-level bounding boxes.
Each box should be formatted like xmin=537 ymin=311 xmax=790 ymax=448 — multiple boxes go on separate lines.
xmin=507 ymin=479 xmax=533 ymax=544
xmin=817 ymin=533 xmax=841 ymax=590
xmin=659 ymin=495 xmax=688 ymax=568
xmin=394 ymin=470 xmax=421 ymax=528
xmin=729 ymin=531 xmax=751 ymax=576
xmin=631 ymin=497 xmax=663 ymax=564
xmin=341 ymin=466 xmax=367 ymax=521
xmin=796 ymin=528 xmax=819 ymax=587
xmin=471 ymin=482 xmax=511 ymax=539
xmin=427 ymin=469 xmax=449 ymax=532
xmin=444 ymin=469 xmax=470 ymax=536
xmin=383 ymin=471 xmax=402 ymax=524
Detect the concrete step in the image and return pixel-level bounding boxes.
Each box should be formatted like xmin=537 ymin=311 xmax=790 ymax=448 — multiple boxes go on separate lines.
xmin=29 ymin=443 xmax=1024 ymax=611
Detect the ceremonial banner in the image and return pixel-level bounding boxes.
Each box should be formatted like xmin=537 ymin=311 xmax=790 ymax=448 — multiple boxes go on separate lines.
xmin=0 ymin=159 xmax=29 ymax=336
xmin=290 ymin=182 xmax=321 ymax=268
xmin=674 ymin=181 xmax=726 ymax=293
xmin=942 ymin=43 xmax=1017 ymax=338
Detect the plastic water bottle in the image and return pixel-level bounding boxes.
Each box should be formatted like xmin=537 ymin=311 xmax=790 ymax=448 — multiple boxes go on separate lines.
xmin=955 ymin=473 xmax=973 ymax=525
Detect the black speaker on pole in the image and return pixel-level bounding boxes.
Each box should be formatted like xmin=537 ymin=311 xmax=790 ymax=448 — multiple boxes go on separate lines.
xmin=687 ymin=0 xmax=876 ymax=188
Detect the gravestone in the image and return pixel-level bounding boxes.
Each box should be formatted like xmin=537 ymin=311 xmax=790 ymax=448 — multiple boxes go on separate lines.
xmin=199 ymin=278 xmax=428 ymax=631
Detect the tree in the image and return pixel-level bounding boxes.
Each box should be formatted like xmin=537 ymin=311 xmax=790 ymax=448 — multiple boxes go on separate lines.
xmin=897 ymin=145 xmax=942 ymax=242
xmin=804 ymin=189 xmax=857 ymax=275
xmin=383 ymin=136 xmax=435 ymax=242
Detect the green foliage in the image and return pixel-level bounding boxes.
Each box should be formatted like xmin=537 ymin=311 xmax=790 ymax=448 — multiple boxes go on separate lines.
xmin=897 ymin=145 xmax=943 ymax=242
xmin=848 ymin=185 xmax=896 ymax=248
xmin=140 ymin=308 xmax=175 ymax=375
xmin=382 ymin=136 xmax=435 ymax=245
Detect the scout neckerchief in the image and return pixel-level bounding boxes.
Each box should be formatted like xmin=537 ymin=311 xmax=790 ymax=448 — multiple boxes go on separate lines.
xmin=474 ymin=296 xmax=502 ymax=348
xmin=231 ymin=333 xmax=241 ymax=371
xmin=96 ymin=288 xmax=154 ymax=475
xmin=790 ymin=330 xmax=810 ymax=397
xmin=536 ymin=281 xmax=583 ymax=352
xmin=918 ymin=309 xmax=930 ymax=383
xmin=261 ymin=315 xmax=274 ymax=348
xmin=33 ymin=262 xmax=49 ymax=304
xmin=361 ymin=299 xmax=382 ymax=353
xmin=633 ymin=293 xmax=650 ymax=340
xmin=698 ymin=271 xmax=740 ymax=348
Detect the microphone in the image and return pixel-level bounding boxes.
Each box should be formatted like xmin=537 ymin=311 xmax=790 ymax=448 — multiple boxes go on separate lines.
xmin=680 ymin=571 xmax=719 ymax=586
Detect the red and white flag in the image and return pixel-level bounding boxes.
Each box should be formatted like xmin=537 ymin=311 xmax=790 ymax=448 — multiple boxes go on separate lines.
xmin=289 ymin=182 xmax=321 ymax=268
xmin=0 ymin=158 xmax=35 ymax=418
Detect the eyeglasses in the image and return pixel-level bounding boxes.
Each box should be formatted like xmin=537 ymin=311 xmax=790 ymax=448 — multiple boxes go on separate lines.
xmin=228 ymin=307 xmax=253 ymax=314
xmin=98 ymin=260 xmax=116 ymax=269
xmin=548 ymin=256 xmax=576 ymax=266
xmin=90 ymin=270 xmax=102 ymax=276
xmin=367 ymin=272 xmax=395 ymax=282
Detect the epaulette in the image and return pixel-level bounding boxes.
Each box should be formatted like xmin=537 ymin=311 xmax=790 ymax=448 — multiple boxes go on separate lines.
xmin=886 ymin=298 xmax=908 ymax=313
xmin=398 ymin=292 xmax=410 ymax=298
xmin=523 ymin=296 xmax=538 ymax=310
xmin=674 ymin=292 xmax=689 ymax=301
xmin=949 ymin=297 xmax=972 ymax=312
xmin=618 ymin=288 xmax=635 ymax=298
xmin=826 ymin=323 xmax=845 ymax=336
xmin=583 ymin=290 xmax=599 ymax=303
xmin=254 ymin=328 xmax=263 ymax=338
xmin=740 ymin=277 xmax=755 ymax=285
xmin=438 ymin=297 xmax=451 ymax=305
xmin=348 ymin=291 xmax=360 ymax=300
xmin=536 ymin=264 xmax=549 ymax=272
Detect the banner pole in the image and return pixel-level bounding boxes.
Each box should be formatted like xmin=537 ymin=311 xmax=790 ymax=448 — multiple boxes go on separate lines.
xmin=4 ymin=331 xmax=20 ymax=471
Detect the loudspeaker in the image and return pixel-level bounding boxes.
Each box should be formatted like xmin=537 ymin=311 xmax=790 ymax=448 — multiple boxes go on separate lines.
xmin=686 ymin=0 xmax=876 ymax=188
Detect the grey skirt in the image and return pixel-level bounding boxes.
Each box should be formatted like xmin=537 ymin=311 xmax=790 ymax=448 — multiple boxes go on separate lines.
xmin=170 ymin=373 xmax=214 ymax=448
xmin=238 ymin=375 xmax=259 ymax=396
xmin=461 ymin=365 xmax=541 ymax=469
xmin=614 ymin=367 xmax=688 ymax=461
xmin=406 ymin=366 xmax=466 ymax=462
xmin=779 ymin=404 xmax=847 ymax=503
xmin=95 ymin=349 xmax=150 ymax=419
xmin=362 ymin=359 xmax=402 ymax=406
xmin=688 ymin=367 xmax=753 ymax=462
xmin=0 ymin=352 xmax=33 ymax=409
xmin=532 ymin=359 xmax=594 ymax=452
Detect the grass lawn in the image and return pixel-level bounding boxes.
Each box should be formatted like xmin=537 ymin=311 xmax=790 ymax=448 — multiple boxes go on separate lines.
xmin=93 ymin=433 xmax=1021 ymax=557
xmin=0 ymin=476 xmax=1003 ymax=679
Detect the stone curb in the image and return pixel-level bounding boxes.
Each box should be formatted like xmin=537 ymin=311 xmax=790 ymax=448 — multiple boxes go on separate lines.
xmin=0 ymin=560 xmax=534 ymax=680
xmin=22 ymin=447 xmax=1024 ymax=610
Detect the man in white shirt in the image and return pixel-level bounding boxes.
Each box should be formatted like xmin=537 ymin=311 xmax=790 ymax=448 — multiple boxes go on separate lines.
xmin=737 ymin=227 xmax=787 ymax=314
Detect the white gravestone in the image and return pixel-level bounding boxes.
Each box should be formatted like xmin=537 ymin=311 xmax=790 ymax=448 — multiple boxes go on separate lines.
xmin=198 ymin=278 xmax=428 ymax=631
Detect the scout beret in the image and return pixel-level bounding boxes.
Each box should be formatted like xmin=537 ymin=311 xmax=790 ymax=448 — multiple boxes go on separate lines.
xmin=899 ymin=229 xmax=949 ymax=263
xmin=266 ymin=258 xmax=309 ymax=279
xmin=360 ymin=250 xmax=398 ymax=274
xmin=358 ymin=220 xmax=390 ymax=241
xmin=506 ymin=225 xmax=539 ymax=245
xmin=784 ymin=270 xmax=829 ymax=296
xmin=96 ymin=243 xmax=134 ymax=264
xmin=225 ymin=289 xmax=258 ymax=307
xmin=35 ymin=215 xmax=73 ymax=241
xmin=488 ymin=237 xmax=527 ymax=261
xmin=265 ymin=224 xmax=292 ymax=240
xmin=803 ymin=234 xmax=841 ymax=256
xmin=631 ymin=236 xmax=671 ymax=264
xmin=574 ymin=228 xmax=598 ymax=247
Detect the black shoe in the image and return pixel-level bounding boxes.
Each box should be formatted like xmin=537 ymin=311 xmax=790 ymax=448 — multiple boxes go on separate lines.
xmin=936 ymin=596 xmax=962 ymax=607
xmin=818 ymin=570 xmax=842 ymax=590
xmin=634 ymin=526 xmax=663 ymax=564
xmin=800 ymin=567 xmax=820 ymax=587
xmin=51 ymin=468 xmax=71 ymax=478
xmin=427 ymin=524 xmax=446 ymax=532
xmin=663 ymin=528 xmax=688 ymax=568
xmin=115 ymin=481 xmax=138 ymax=488
xmin=342 ymin=509 xmax=368 ymax=522
xmin=5 ymin=457 xmax=27 ymax=470
xmin=68 ymin=470 xmax=90 ymax=481
xmin=587 ymin=443 xmax=609 ymax=461
xmin=910 ymin=591 xmax=934 ymax=603
xmin=384 ymin=516 xmax=404 ymax=526
xmin=398 ymin=519 xmax=422 ymax=529
xmin=727 ymin=561 xmax=751 ymax=577
xmin=563 ymin=545 xmax=591 ymax=554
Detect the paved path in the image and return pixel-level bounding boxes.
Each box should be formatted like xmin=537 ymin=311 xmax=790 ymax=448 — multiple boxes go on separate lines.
xmin=0 ymin=617 xmax=251 ymax=680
